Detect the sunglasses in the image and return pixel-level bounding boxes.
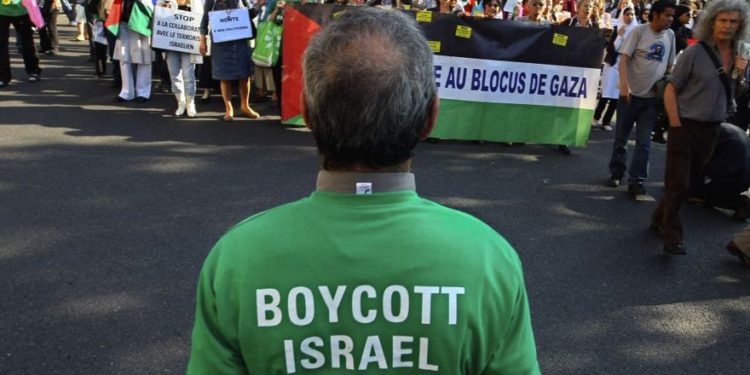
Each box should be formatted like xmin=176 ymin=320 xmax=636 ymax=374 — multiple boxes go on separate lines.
xmin=488 ymin=3 xmax=501 ymax=7
xmin=531 ymin=2 xmax=544 ymax=6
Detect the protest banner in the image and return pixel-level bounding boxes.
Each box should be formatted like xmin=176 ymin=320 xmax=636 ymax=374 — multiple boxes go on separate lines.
xmin=152 ymin=6 xmax=202 ymax=54
xmin=281 ymin=5 xmax=605 ymax=147
xmin=208 ymin=8 xmax=253 ymax=43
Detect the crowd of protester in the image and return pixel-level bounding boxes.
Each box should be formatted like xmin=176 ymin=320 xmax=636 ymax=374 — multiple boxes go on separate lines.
xmin=3 ymin=0 xmax=750 ymax=267
xmin=0 ymin=0 xmax=718 ymax=120
xmin=0 ymin=0 xmax=709 ymax=100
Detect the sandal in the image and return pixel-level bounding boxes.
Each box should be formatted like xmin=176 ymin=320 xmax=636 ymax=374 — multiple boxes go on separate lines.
xmin=222 ymin=115 xmax=233 ymax=122
xmin=726 ymin=241 xmax=750 ymax=269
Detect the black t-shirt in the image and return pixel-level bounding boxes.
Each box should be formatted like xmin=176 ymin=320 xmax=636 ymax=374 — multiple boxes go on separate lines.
xmin=121 ymin=0 xmax=135 ymax=23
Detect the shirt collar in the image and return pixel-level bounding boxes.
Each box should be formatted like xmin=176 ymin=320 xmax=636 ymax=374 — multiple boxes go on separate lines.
xmin=315 ymin=171 xmax=416 ymax=194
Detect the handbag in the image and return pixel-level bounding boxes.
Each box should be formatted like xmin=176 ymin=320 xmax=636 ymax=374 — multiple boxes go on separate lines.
xmin=251 ymin=21 xmax=281 ymax=67
xmin=21 ymin=0 xmax=46 ymax=29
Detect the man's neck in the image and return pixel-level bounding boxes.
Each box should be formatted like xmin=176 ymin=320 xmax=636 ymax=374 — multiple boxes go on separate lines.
xmin=713 ymin=37 xmax=732 ymax=51
xmin=322 ymin=160 xmax=412 ymax=173
xmin=649 ymin=21 xmax=662 ymax=33
xmin=316 ymin=170 xmax=416 ymax=194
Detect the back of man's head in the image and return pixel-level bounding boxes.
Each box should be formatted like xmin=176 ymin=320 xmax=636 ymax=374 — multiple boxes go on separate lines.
xmin=302 ymin=8 xmax=437 ymax=171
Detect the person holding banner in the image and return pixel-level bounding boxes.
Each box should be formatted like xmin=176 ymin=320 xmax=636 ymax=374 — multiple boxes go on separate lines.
xmin=555 ymin=0 xmax=596 ymax=154
xmin=199 ymin=0 xmax=265 ymax=121
xmin=516 ymin=0 xmax=549 ymax=23
xmin=550 ymin=0 xmax=571 ymax=23
xmin=483 ymin=0 xmax=503 ymax=18
xmin=562 ymin=0 xmax=575 ymax=17
xmin=0 ymin=0 xmax=42 ymax=87
xmin=157 ymin=0 xmax=203 ymax=117
xmin=541 ymin=0 xmax=555 ymax=21
xmin=563 ymin=0 xmax=595 ymax=27
xmin=431 ymin=0 xmax=463 ymax=13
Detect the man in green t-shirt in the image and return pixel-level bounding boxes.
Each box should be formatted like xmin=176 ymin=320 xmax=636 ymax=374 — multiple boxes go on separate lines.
xmin=188 ymin=7 xmax=540 ymax=375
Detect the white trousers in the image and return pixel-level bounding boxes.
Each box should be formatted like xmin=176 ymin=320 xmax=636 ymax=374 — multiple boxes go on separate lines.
xmin=165 ymin=52 xmax=196 ymax=98
xmin=119 ymin=61 xmax=152 ymax=100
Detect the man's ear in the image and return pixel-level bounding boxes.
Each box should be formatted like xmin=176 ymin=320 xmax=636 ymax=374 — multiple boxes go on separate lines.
xmin=419 ymin=95 xmax=440 ymax=140
xmin=302 ymin=93 xmax=313 ymax=131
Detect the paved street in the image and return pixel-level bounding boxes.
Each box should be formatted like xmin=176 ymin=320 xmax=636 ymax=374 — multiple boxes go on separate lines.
xmin=1 ymin=24 xmax=749 ymax=375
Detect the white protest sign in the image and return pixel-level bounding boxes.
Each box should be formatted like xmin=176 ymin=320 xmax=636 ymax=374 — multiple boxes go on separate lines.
xmin=208 ymin=8 xmax=253 ymax=43
xmin=152 ymin=7 xmax=202 ymax=54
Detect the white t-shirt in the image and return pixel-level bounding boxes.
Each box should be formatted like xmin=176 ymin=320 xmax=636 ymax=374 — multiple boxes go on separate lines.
xmin=619 ymin=23 xmax=675 ymax=97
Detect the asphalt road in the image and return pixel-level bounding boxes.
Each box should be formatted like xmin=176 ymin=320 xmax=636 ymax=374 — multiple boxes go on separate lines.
xmin=1 ymin=24 xmax=749 ymax=375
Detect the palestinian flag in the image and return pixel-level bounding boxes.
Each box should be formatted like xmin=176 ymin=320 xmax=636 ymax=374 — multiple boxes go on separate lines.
xmin=104 ymin=0 xmax=153 ymax=37
xmin=104 ymin=0 xmax=123 ymax=36
xmin=128 ymin=0 xmax=154 ymax=37
xmin=281 ymin=6 xmax=605 ymax=147
xmin=281 ymin=4 xmax=344 ymax=126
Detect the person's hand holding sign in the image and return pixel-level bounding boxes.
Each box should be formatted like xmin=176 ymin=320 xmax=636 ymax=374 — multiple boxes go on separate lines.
xmin=199 ymin=37 xmax=207 ymax=56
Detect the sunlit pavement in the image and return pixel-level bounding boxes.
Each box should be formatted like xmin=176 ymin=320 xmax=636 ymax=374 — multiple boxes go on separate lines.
xmin=1 ymin=21 xmax=749 ymax=375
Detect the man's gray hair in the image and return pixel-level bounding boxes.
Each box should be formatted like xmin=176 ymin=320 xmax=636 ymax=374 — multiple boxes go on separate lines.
xmin=693 ymin=0 xmax=750 ymax=48
xmin=302 ymin=7 xmax=437 ymax=170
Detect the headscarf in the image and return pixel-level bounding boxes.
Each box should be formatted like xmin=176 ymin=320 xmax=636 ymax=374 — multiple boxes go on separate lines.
xmin=614 ymin=6 xmax=638 ymax=51
xmin=618 ymin=6 xmax=638 ymax=32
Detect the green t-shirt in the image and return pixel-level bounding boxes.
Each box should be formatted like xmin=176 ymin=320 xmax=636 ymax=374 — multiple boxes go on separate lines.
xmin=188 ymin=190 xmax=540 ymax=374
xmin=0 ymin=0 xmax=29 ymax=17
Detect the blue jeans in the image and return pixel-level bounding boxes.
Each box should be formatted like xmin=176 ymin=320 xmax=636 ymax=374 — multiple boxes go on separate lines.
xmin=165 ymin=52 xmax=196 ymax=98
xmin=608 ymin=95 xmax=658 ymax=185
